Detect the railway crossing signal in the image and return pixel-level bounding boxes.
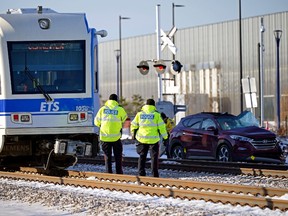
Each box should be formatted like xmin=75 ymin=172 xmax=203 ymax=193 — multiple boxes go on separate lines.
xmin=137 ymin=60 xmax=149 ymax=75
xmin=153 ymin=60 xmax=166 ymax=74
xmin=161 ymin=27 xmax=177 ymax=55
xmin=137 ymin=26 xmax=181 ymax=76
xmin=137 ymin=59 xmax=183 ymax=75
xmin=170 ymin=60 xmax=183 ymax=75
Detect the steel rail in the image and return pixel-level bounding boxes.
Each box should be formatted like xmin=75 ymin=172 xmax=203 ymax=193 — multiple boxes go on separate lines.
xmin=80 ymin=155 xmax=288 ymax=171
xmin=78 ymin=157 xmax=288 ymax=178
xmin=0 ymin=170 xmax=287 ymax=211
xmin=66 ymin=170 xmax=288 ymax=197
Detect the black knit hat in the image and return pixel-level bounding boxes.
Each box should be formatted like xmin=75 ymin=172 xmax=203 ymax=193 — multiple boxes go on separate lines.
xmin=109 ymin=94 xmax=118 ymax=102
xmin=146 ymin=98 xmax=155 ymax=106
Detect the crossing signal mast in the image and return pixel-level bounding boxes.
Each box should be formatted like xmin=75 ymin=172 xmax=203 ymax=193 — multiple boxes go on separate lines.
xmin=136 ymin=4 xmax=186 ymax=116
xmin=136 ymin=4 xmax=183 ymax=102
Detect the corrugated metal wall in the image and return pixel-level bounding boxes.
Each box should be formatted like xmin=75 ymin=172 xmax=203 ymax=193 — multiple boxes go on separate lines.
xmin=98 ymin=11 xmax=288 ymax=122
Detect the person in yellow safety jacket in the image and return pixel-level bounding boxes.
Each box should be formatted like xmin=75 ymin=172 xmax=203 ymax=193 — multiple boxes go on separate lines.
xmin=131 ymin=98 xmax=168 ymax=177
xmin=161 ymin=112 xmax=175 ymax=133
xmin=160 ymin=112 xmax=175 ymax=157
xmin=94 ymin=94 xmax=127 ymax=174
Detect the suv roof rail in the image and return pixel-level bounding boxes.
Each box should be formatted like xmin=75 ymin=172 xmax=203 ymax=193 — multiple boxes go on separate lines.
xmin=200 ymin=112 xmax=228 ymax=116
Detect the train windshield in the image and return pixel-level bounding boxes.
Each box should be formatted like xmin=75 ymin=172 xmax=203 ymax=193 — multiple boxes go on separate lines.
xmin=8 ymin=41 xmax=85 ymax=94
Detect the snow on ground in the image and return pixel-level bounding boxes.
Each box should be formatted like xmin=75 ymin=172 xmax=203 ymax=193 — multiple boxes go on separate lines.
xmin=0 ymin=200 xmax=73 ymax=216
xmin=0 ymin=143 xmax=288 ymax=216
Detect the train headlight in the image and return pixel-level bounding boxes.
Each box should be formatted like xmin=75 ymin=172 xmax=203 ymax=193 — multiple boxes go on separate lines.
xmin=21 ymin=114 xmax=30 ymax=122
xmin=38 ymin=18 xmax=50 ymax=29
xmin=69 ymin=113 xmax=79 ymax=121
xmin=68 ymin=112 xmax=87 ymax=123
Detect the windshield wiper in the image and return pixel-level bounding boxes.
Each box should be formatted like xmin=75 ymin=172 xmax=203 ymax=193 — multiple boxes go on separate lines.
xmin=24 ymin=66 xmax=53 ymax=102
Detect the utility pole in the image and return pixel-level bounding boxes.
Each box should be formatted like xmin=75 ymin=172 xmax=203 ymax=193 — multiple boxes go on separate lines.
xmin=259 ymin=17 xmax=265 ymax=127
xmin=156 ymin=4 xmax=162 ymax=102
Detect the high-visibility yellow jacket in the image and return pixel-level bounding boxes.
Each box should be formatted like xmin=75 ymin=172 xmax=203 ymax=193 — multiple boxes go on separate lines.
xmin=165 ymin=117 xmax=175 ymax=133
xmin=131 ymin=105 xmax=168 ymax=144
xmin=94 ymin=100 xmax=127 ymax=142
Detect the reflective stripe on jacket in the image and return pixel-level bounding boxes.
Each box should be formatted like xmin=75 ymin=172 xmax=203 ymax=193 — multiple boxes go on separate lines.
xmin=94 ymin=100 xmax=127 ymax=142
xmin=131 ymin=104 xmax=168 ymax=144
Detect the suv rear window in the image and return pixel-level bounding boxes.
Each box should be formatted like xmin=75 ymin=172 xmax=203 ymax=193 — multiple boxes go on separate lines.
xmin=182 ymin=117 xmax=202 ymax=129
xmin=201 ymin=118 xmax=216 ymax=130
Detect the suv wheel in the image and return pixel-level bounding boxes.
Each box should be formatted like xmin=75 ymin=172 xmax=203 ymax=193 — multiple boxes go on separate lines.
xmin=171 ymin=145 xmax=184 ymax=159
xmin=217 ymin=144 xmax=231 ymax=162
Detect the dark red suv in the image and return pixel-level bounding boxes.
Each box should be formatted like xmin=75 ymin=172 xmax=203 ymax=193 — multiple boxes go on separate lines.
xmin=168 ymin=111 xmax=283 ymax=163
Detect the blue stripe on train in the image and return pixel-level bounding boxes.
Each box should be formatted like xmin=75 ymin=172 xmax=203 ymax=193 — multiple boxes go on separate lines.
xmin=0 ymin=98 xmax=93 ymax=112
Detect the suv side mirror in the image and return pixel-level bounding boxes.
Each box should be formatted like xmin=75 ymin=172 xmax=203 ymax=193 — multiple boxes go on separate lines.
xmin=207 ymin=126 xmax=218 ymax=135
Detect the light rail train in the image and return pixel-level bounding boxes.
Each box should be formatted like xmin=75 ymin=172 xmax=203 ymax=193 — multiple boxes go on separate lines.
xmin=0 ymin=6 xmax=107 ymax=168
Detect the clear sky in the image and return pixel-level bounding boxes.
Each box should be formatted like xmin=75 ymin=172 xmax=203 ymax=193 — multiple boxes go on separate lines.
xmin=1 ymin=0 xmax=288 ymax=42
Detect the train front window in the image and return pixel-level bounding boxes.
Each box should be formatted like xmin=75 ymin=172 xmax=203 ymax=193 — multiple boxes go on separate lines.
xmin=8 ymin=41 xmax=85 ymax=94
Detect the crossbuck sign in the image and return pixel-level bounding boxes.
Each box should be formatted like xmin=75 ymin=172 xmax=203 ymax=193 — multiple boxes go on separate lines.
xmin=161 ymin=26 xmax=177 ymax=55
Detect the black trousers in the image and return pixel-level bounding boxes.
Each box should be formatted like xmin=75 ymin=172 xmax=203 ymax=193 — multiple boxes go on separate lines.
xmin=163 ymin=138 xmax=170 ymax=157
xmin=101 ymin=139 xmax=123 ymax=174
xmin=136 ymin=142 xmax=159 ymax=177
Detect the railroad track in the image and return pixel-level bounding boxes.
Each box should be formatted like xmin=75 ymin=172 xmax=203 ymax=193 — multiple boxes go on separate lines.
xmin=78 ymin=156 xmax=288 ymax=178
xmin=0 ymin=168 xmax=288 ymax=211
